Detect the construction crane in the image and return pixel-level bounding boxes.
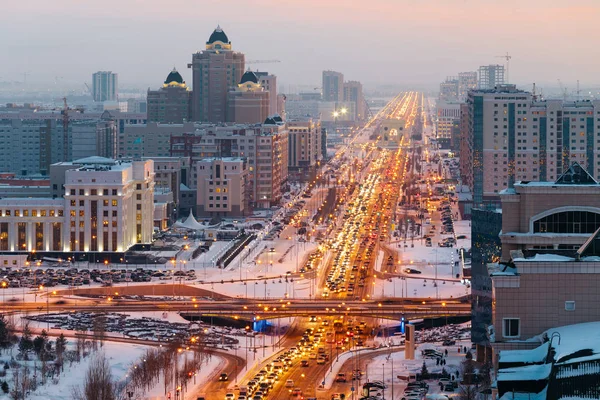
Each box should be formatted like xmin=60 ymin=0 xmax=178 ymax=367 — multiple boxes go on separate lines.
xmin=84 ymin=82 xmax=92 ymax=96
xmin=245 ymin=59 xmax=281 ymax=65
xmin=496 ymin=52 xmax=512 ymax=83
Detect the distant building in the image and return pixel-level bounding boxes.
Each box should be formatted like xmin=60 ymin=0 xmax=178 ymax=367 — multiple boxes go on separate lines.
xmin=286 ymin=118 xmax=322 ymax=181
xmin=478 ymin=64 xmax=505 ymax=89
xmin=256 ymin=72 xmax=278 ymax=117
xmin=92 ymin=71 xmax=118 ymax=102
xmin=190 ymin=26 xmax=245 ymax=122
xmin=439 ymin=78 xmax=459 ymax=101
xmin=0 ymin=157 xmax=154 ymax=254
xmin=196 ymin=157 xmax=247 ymax=217
xmin=435 ymin=100 xmax=461 ymax=139
xmin=457 ymin=71 xmax=477 ymax=99
xmin=343 ymin=80 xmax=366 ymax=121
xmin=147 ymin=68 xmax=192 ymax=124
xmin=227 ymin=71 xmax=270 ymax=124
xmin=120 ymin=122 xmax=195 ymax=158
xmin=322 ymin=71 xmax=344 ymax=102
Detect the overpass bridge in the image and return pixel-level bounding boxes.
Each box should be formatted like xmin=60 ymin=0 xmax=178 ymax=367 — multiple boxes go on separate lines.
xmin=4 ymin=298 xmax=471 ymax=321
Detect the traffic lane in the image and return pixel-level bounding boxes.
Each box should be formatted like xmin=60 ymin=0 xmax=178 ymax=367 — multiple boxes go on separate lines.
xmin=199 ymin=350 xmax=246 ymax=400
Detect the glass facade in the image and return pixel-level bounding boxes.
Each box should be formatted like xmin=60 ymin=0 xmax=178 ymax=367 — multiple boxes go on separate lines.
xmin=472 ymin=96 xmax=484 ymax=205
xmin=534 ymin=211 xmax=600 ymax=234
xmin=471 ymin=208 xmax=502 ymax=345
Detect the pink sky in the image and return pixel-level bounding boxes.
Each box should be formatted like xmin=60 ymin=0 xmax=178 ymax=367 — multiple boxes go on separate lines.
xmin=1 ymin=0 xmax=599 ymax=89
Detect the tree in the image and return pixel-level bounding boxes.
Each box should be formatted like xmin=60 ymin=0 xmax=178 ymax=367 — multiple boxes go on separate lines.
xmin=461 ymin=358 xmax=475 ymax=385
xmin=420 ymin=360 xmax=429 ymax=379
xmin=55 ymin=334 xmax=68 ymax=373
xmin=18 ymin=324 xmax=33 ymax=359
xmin=457 ymin=384 xmax=478 ymax=400
xmin=0 ymin=381 xmax=7 ymax=394
xmin=71 ymin=353 xmax=117 ymax=400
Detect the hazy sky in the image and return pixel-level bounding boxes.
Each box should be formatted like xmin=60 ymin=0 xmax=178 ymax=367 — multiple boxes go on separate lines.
xmin=2 ymin=0 xmax=599 ymax=90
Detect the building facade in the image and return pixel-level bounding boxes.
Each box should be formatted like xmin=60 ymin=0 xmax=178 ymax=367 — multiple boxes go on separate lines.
xmin=190 ymin=26 xmax=245 ymax=123
xmin=478 ymin=64 xmax=505 ymax=89
xmin=196 ymin=157 xmax=247 ymax=217
xmin=343 ymin=81 xmax=366 ymax=121
xmin=322 ymin=70 xmax=344 ymax=102
xmin=435 ymin=100 xmax=461 ymax=139
xmin=463 ymin=85 xmax=600 ymax=205
xmin=0 ymin=157 xmax=154 ymax=254
xmin=227 ymin=71 xmax=270 ymax=124
xmin=120 ymin=122 xmax=195 ymax=158
xmin=286 ymin=118 xmax=322 ymax=181
xmin=92 ymin=71 xmax=118 ymax=102
xmin=256 ymin=72 xmax=278 ymax=117
xmin=147 ymin=68 xmax=192 ymax=124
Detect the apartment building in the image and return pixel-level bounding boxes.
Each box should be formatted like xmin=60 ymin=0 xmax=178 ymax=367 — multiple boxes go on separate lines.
xmin=147 ymin=68 xmax=192 ymax=124
xmin=286 ymin=118 xmax=322 ymax=181
xmin=196 ymin=157 xmax=247 ymax=217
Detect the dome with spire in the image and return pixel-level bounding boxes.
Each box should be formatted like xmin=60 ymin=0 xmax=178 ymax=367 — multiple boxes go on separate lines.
xmin=164 ymin=68 xmax=184 ymax=85
xmin=207 ymin=25 xmax=230 ymax=45
xmin=240 ymin=70 xmax=259 ymax=85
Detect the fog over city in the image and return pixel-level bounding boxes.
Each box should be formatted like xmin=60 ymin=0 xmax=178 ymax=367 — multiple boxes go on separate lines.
xmin=1 ymin=0 xmax=599 ymax=89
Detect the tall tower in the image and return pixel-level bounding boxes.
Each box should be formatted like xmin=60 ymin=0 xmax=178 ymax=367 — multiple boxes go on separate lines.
xmin=92 ymin=71 xmax=118 ymax=102
xmin=322 ymin=70 xmax=344 ymax=102
xmin=147 ymin=68 xmax=192 ymax=123
xmin=190 ymin=26 xmax=245 ymax=122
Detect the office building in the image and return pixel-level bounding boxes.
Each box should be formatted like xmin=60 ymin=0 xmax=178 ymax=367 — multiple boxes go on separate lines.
xmin=120 ymin=122 xmax=195 ymax=158
xmin=478 ymin=64 xmax=505 ymax=89
xmin=457 ymin=71 xmax=477 ymax=99
xmin=286 ymin=118 xmax=322 ymax=181
xmin=0 ymin=157 xmax=154 ymax=254
xmin=196 ymin=157 xmax=247 ymax=217
xmin=92 ymin=71 xmax=118 ymax=102
xmin=147 ymin=68 xmax=192 ymax=123
xmin=435 ymin=100 xmax=461 ymax=139
xmin=322 ymin=71 xmax=344 ymax=102
xmin=343 ymin=81 xmax=366 ymax=121
xmin=0 ymin=115 xmax=116 ymax=176
xmin=256 ymin=72 xmax=278 ymax=117
xmin=439 ymin=78 xmax=459 ymax=101
xmin=463 ymin=85 xmax=600 ymax=205
xmin=190 ymin=26 xmax=245 ymax=123
xmin=227 ymin=71 xmax=270 ymax=124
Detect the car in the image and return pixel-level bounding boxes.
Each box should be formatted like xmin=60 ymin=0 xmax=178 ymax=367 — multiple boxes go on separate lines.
xmin=225 ymin=394 xmax=235 ymax=400
xmin=285 ymin=379 xmax=294 ymax=388
xmin=291 ymin=388 xmax=303 ymax=397
xmin=335 ymin=373 xmax=347 ymax=382
xmin=442 ymin=339 xmax=456 ymax=346
xmin=317 ymin=357 xmax=326 ymax=364
xmin=219 ymin=373 xmax=229 ymax=381
xmin=444 ymin=383 xmax=455 ymax=392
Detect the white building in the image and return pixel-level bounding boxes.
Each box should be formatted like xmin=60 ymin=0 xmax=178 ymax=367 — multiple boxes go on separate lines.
xmin=0 ymin=157 xmax=154 ymax=253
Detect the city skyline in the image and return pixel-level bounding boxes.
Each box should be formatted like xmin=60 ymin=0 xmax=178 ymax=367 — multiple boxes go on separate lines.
xmin=1 ymin=0 xmax=599 ymax=89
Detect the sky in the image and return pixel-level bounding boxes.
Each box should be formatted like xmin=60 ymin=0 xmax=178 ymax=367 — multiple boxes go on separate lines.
xmin=1 ymin=0 xmax=599 ymax=91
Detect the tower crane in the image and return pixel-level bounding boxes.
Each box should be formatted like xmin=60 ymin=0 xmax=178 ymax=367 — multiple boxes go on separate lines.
xmin=496 ymin=52 xmax=512 ymax=83
xmin=245 ymin=59 xmax=281 ymax=65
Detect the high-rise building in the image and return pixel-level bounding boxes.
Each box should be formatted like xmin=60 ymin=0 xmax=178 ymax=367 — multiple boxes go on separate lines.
xmin=343 ymin=81 xmax=366 ymax=120
xmin=478 ymin=64 xmax=505 ymax=89
xmin=322 ymin=71 xmax=344 ymax=102
xmin=92 ymin=71 xmax=118 ymax=102
xmin=457 ymin=71 xmax=477 ymax=99
xmin=227 ymin=71 xmax=270 ymax=124
xmin=190 ymin=26 xmax=245 ymax=123
xmin=286 ymin=118 xmax=322 ymax=181
xmin=147 ymin=68 xmax=192 ymax=123
xmin=196 ymin=157 xmax=248 ymax=217
xmin=0 ymin=157 xmax=154 ymax=254
xmin=462 ymin=85 xmax=600 ymax=205
xmin=439 ymin=77 xmax=459 ymax=101
xmin=119 ymin=122 xmax=195 ymax=159
xmin=435 ymin=100 xmax=461 ymax=138
xmin=255 ymin=72 xmax=278 ymax=117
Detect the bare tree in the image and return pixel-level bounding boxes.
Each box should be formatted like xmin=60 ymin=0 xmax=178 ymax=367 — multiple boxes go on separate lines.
xmin=71 ymin=353 xmax=116 ymax=400
xmin=458 ymin=384 xmax=478 ymax=400
xmin=92 ymin=316 xmax=107 ymax=351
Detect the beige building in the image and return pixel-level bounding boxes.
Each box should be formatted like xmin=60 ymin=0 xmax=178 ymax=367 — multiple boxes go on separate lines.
xmin=256 ymin=72 xmax=278 ymax=117
xmin=196 ymin=157 xmax=247 ymax=217
xmin=343 ymin=80 xmax=366 ymax=121
xmin=491 ymin=163 xmax=600 ymax=346
xmin=147 ymin=68 xmax=192 ymax=124
xmin=286 ymin=118 xmax=322 ymax=181
xmin=0 ymin=157 xmax=155 ymax=253
xmin=227 ymin=71 xmax=270 ymax=124
xmin=190 ymin=26 xmax=245 ymax=123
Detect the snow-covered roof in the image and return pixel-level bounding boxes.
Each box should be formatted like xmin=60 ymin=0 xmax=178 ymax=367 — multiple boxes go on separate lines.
xmin=543 ymin=322 xmax=600 ymax=365
xmin=497 ymin=363 xmax=552 ymax=382
xmin=499 ymin=342 xmax=549 ymax=365
xmin=513 ymin=254 xmax=574 ymax=262
xmin=498 ymin=386 xmax=547 ymax=400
